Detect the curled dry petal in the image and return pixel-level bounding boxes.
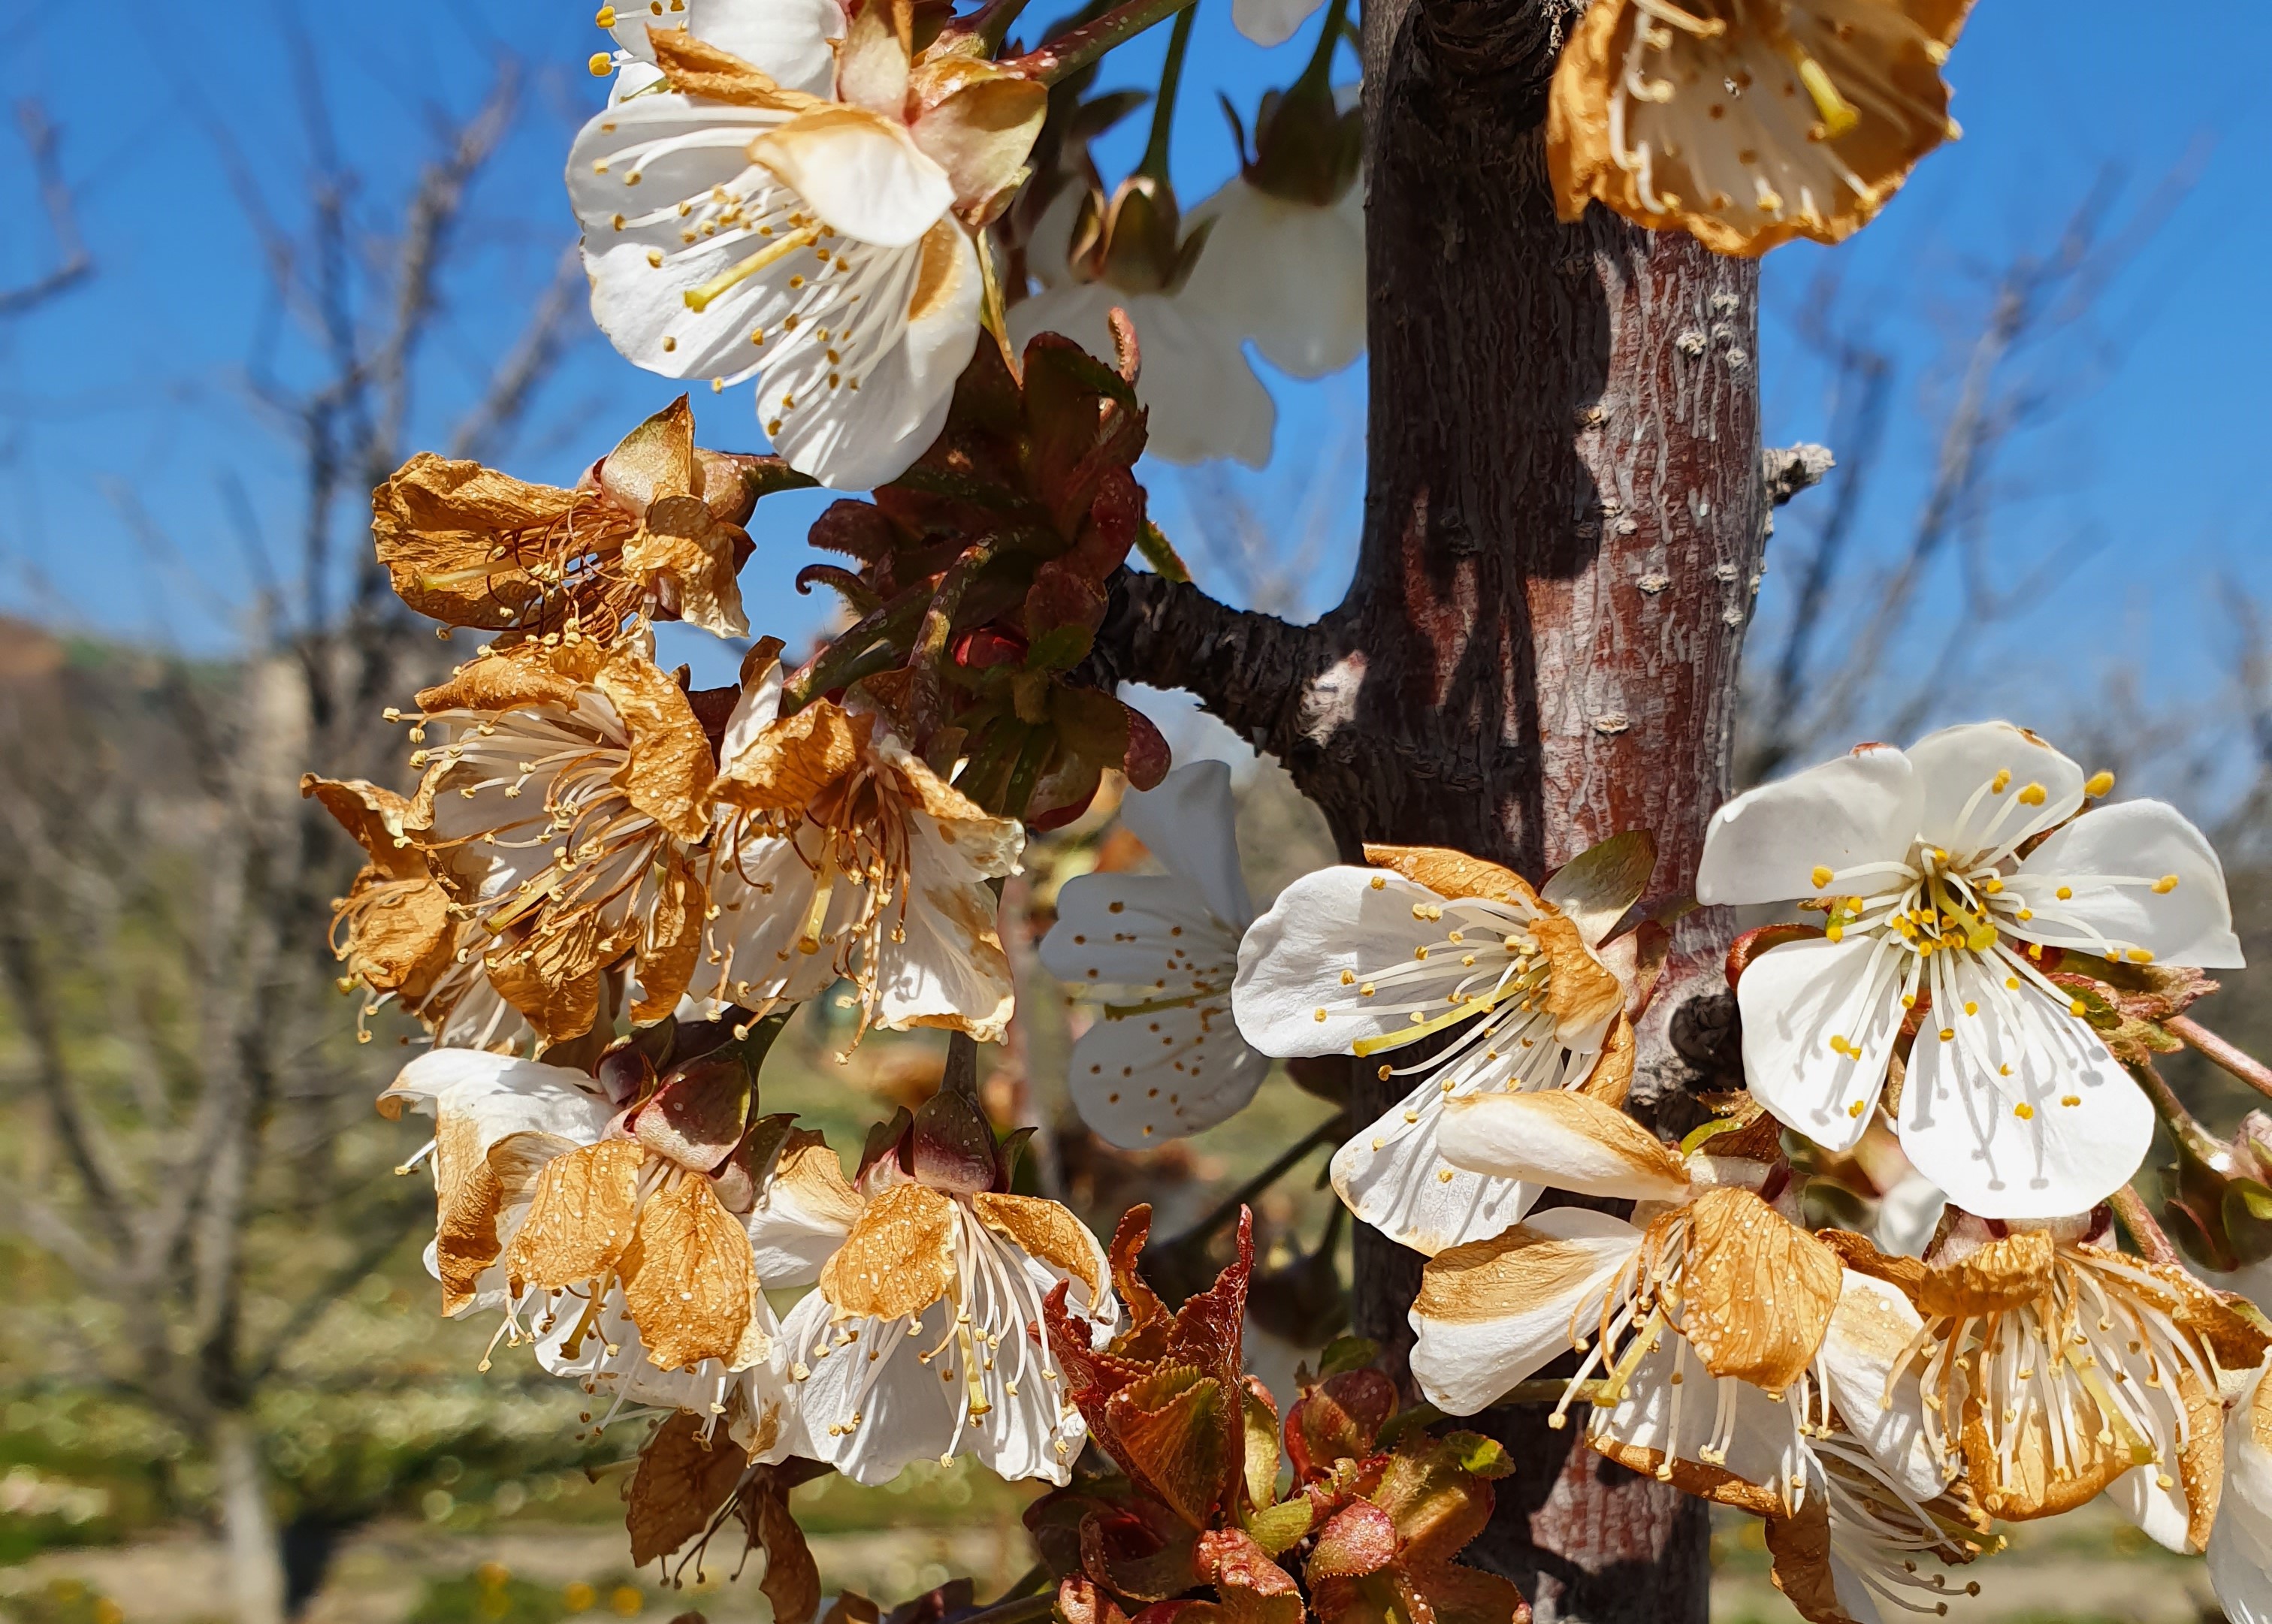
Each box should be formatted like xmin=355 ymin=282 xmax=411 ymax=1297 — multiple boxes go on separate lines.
xmin=1678 ymin=1185 xmax=1843 ymax=1396
xmin=620 ymin=1170 xmax=757 ymax=1371
xmin=1359 ymin=844 xmax=1547 ymax=914
xmin=507 ymin=1138 xmax=648 ymax=1289
xmin=973 ymin=1191 xmax=1104 ymax=1298
xmin=1915 ymin=1230 xmax=2055 ymax=1317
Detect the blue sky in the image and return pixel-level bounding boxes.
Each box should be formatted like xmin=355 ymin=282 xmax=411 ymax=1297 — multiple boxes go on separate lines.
xmin=0 ymin=1 xmax=2265 ymax=788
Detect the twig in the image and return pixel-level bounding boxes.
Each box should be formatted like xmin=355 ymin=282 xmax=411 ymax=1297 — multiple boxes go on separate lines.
xmin=2168 ymin=1016 xmax=2272 ymax=1103
xmin=1499 ymin=1378 xmax=1607 ymax=1407
xmin=1159 ymin=1114 xmax=1343 ymax=1255
xmin=2107 ymin=1185 xmax=2182 ymax=1269
xmin=1011 ymin=0 xmax=1200 ymax=84
xmin=0 ymin=100 xmax=94 ymax=318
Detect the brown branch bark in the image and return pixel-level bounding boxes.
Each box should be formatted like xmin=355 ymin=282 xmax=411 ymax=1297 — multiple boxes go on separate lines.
xmin=1091 ymin=2 xmax=1766 ymax=1617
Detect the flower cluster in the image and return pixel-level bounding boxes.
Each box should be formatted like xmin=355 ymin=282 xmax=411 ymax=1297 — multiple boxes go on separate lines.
xmin=292 ymin=2 xmax=2272 ymax=1621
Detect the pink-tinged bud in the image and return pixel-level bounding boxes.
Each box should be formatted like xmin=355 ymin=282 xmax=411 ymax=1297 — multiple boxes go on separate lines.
xmin=1122 ymin=702 xmax=1171 ymax=791
xmin=632 ymin=1053 xmax=753 ymax=1172
xmin=597 ymin=1022 xmax=675 ymax=1106
xmin=911 ymin=1087 xmax=998 ymax=1197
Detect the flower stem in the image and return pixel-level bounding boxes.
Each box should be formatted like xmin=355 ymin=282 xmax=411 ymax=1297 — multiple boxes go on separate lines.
xmin=1290 ymin=0 xmax=1349 ymax=98
xmin=970 ymin=0 xmax=1038 ymax=53
xmin=1137 ymin=4 xmax=1197 ymax=183
xmin=945 ymin=1031 xmax=983 ymax=1103
xmin=2168 ymin=1015 xmax=2272 ymax=1103
xmin=2107 ymin=1185 xmax=2183 ymax=1268
xmin=1011 ymin=0 xmax=1198 ymax=88
xmin=2125 ymin=1058 xmax=2231 ymax=1164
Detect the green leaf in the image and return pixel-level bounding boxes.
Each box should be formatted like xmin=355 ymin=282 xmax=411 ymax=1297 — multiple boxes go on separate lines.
xmin=1240 ymin=1497 xmax=1313 ymax=1557
xmin=1134 ymin=519 xmax=1191 ymax=583
xmin=1317 ymin=1336 xmax=1377 ymax=1378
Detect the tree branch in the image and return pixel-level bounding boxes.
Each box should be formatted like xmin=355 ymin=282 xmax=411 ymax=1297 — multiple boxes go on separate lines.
xmin=0 ymin=100 xmax=93 ymax=318
xmin=1086 ymin=568 xmax=1323 ymax=756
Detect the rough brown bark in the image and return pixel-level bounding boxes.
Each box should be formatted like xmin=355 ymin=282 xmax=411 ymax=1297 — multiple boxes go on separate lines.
xmin=1092 ymin=2 xmax=1767 ymax=1619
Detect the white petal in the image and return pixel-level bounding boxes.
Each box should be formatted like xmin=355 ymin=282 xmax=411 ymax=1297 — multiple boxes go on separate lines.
xmin=1008 ymin=285 xmax=1274 ymax=467
xmin=717 ymin=658 xmax=786 ymax=774
xmin=1587 ymin=1333 xmax=1804 ymax=1503
xmin=1333 ymin=1076 xmax=1540 ymax=1257
xmin=2103 ymin=1463 xmax=2194 ymax=1554
xmin=1826 ymin=1557 xmax=1886 ymax=1624
xmin=1408 ymin=1209 xmax=1643 ymax=1414
xmin=611 ymin=0 xmax=845 ymax=98
xmin=768 ymin=223 xmax=980 ymax=491
xmin=745 ymin=1141 xmax=861 ymax=1284
xmin=1872 ymin=1171 xmax=1946 ymax=1259
xmin=1817 ymin=1271 xmax=1948 ymax=1501
xmin=751 ymin=109 xmax=952 ymax=249
xmin=1181 ymin=180 xmax=1364 ymax=379
xmin=1116 ymin=760 xmax=1253 ymax=928
xmin=872 ymin=809 xmax=1020 ymax=1040
xmin=695 ymin=831 xmax=860 ymax=1013
xmin=1043 ymin=872 xmax=1236 ymax=993
xmin=1067 ymin=998 xmax=1267 ymax=1149
xmin=1735 ymin=934 xmax=1907 ymax=1154
xmin=1234 ymin=867 xmax=1470 ymax=1056
xmin=1895 ymin=975 xmax=2151 ymax=1221
xmin=382 ymin=1049 xmax=615 ymax=1145
xmin=1231 ymin=0 xmax=1325 ymax=48
xmin=2008 ymin=799 xmax=2243 ymax=967
xmin=1696 ymin=746 xmax=1918 ymax=906
xmin=1436 ymin=1088 xmax=1690 ymax=1203
xmin=1905 ymin=721 xmax=2084 ymax=856
xmin=2210 ymin=1363 xmax=2272 ymax=1624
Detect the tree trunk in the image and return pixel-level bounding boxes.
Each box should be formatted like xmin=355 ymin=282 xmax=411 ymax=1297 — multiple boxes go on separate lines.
xmin=214 ymin=1411 xmax=287 ymax=1624
xmin=1091 ymin=2 xmax=1763 ymax=1617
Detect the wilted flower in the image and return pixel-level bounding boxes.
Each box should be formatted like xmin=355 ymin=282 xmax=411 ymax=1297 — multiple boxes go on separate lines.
xmin=1040 ymin=762 xmax=1269 ymax=1147
xmin=781 ymin=1089 xmax=1115 ymax=1484
xmin=374 ymin=398 xmax=774 ymax=646
xmin=1234 ymin=835 xmax=1656 ymax=1255
xmin=410 ymin=638 xmax=714 ymax=1047
xmin=1699 ymin=721 xmax=2242 ymax=1218
xmin=1878 ymin=1208 xmax=2267 ymax=1550
xmin=303 ymin=774 xmax=456 ymax=1034
xmin=697 ymin=645 xmax=1023 ymax=1043
xmin=1547 ymin=0 xmax=1971 ymax=255
xmin=570 ymin=5 xmax=1045 ymax=488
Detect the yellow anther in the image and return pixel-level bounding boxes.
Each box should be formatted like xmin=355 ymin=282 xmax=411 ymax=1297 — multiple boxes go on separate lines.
xmin=1848 ymin=1100 xmax=1866 ymax=1118
xmin=1991 ymin=768 xmax=2011 ymax=793
xmin=2153 ymin=874 xmax=2179 ymax=894
xmin=2056 ymin=886 xmax=2073 ymax=900
xmin=1826 ymin=923 xmax=1844 ymax=943
xmin=2068 ymin=998 xmax=2088 ymax=1016
xmin=1901 ymin=993 xmax=1917 ymax=1009
xmin=2062 ymin=1094 xmax=2082 ymax=1108
xmin=1963 ymin=1001 xmax=1978 ymax=1016
xmin=1811 ymin=865 xmax=1835 ymax=888
xmin=588 ymin=51 xmax=613 ymax=74
xmin=2014 ymin=1102 xmax=2035 ymax=1120
xmin=2018 ymin=783 xmax=2047 ymax=806
xmin=596 ymin=5 xmax=618 ymax=23
xmin=1938 ymin=1027 xmax=1955 ymax=1042
xmin=1340 ymin=970 xmax=1356 ymax=986
xmin=1370 ymin=875 xmax=1387 ymax=890
xmin=2005 ymin=976 xmax=2020 ymax=990
xmin=1793 ymin=52 xmax=1860 ymax=137
xmin=1313 ymin=1008 xmax=1328 ymax=1023
xmin=2085 ymin=771 xmax=2115 ymax=798
xmin=2127 ymin=947 xmax=2155 ymax=964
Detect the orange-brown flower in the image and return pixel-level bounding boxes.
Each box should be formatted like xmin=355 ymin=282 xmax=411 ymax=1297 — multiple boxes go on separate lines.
xmin=1548 ymin=0 xmax=1971 ymax=255
xmin=374 ymin=397 xmax=775 ymax=646
xmin=409 ymin=637 xmax=714 ymax=1046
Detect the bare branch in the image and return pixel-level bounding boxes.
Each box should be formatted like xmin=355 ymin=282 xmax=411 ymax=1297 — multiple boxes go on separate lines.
xmin=0 ymin=100 xmax=94 ymax=318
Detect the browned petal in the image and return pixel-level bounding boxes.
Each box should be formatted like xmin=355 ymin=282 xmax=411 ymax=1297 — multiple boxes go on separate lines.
xmin=753 ymin=1481 xmax=821 ymax=1624
xmin=1536 ymin=913 xmax=1624 ymax=1043
xmin=1763 ymin=1501 xmax=1858 ymax=1624
xmin=971 ymin=1192 xmax=1101 ymax=1296
xmin=373 ymin=453 xmax=579 ymax=629
xmin=772 ymin=1131 xmax=864 ymax=1227
xmin=621 ymin=1170 xmax=755 ymax=1371
xmin=416 ymin=641 xmax=592 ymax=715
xmin=1413 ymin=1223 xmax=1626 ymax=1327
xmin=623 ymin=500 xmax=749 ymax=640
xmin=2110 ymin=1249 xmax=2272 ymax=1374
xmin=1817 ymin=1227 xmax=1926 ymax=1301
xmin=1587 ymin=1433 xmax=1784 ymax=1518
xmin=597 ymin=644 xmax=715 ymax=842
xmin=1361 ymin=845 xmax=1545 ymax=913
xmin=1680 ymin=1185 xmax=1842 ymax=1396
xmin=630 ymin=844 xmax=707 ymax=1025
xmin=341 ymin=868 xmax=455 ymax=997
xmin=434 ymin=1112 xmax=509 ymax=1313
xmin=1573 ymin=1013 xmax=1636 ymax=1106
xmin=627 ymin=1408 xmax=752 ymax=1566
xmin=301 ymin=774 xmax=423 ymax=878
xmin=1958 ymin=1390 xmax=2122 ymax=1520
xmin=712 ymin=700 xmax=872 ymax=812
xmin=600 ymin=396 xmax=698 ymax=512
xmin=486 ymin=938 xmax=612 ymax=1047
xmin=820 ymin=1182 xmax=956 ymax=1321
xmin=2177 ymin=1365 xmax=2222 ymax=1554
xmin=1546 ymin=0 xmax=1961 ymax=257
xmin=651 ymin=29 xmax=825 ymax=110
xmin=506 ymin=1138 xmax=647 ymax=1289
xmin=1917 ymin=1231 xmax=2056 ymax=1318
